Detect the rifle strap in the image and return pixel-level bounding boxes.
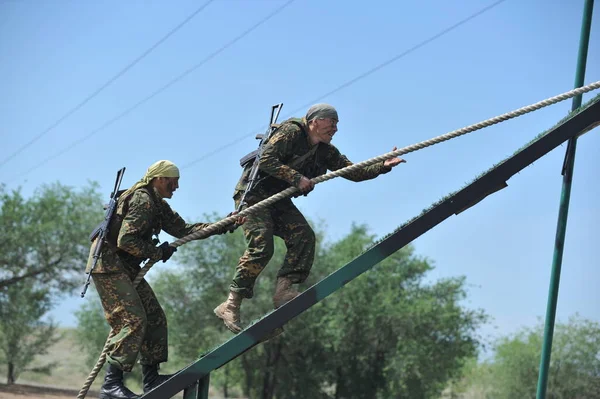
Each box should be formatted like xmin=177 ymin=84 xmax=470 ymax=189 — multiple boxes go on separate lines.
xmin=240 ymin=120 xmax=307 ymax=168
xmin=252 ymin=125 xmax=320 ymax=188
xmin=286 ymin=143 xmax=319 ymax=169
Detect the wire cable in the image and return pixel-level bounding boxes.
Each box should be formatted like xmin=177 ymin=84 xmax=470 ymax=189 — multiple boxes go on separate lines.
xmin=0 ymin=0 xmax=216 ymax=168
xmin=7 ymin=0 xmax=296 ymax=183
xmin=181 ymin=0 xmax=508 ymax=170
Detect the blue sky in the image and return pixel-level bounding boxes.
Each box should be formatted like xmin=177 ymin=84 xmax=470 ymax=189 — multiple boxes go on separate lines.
xmin=1 ymin=0 xmax=598 ymax=349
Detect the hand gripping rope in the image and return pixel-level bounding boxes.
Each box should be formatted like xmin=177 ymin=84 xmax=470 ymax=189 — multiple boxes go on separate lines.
xmin=77 ymin=80 xmax=600 ymax=398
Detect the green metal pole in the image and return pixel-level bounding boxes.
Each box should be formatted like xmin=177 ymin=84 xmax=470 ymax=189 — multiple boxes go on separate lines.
xmin=536 ymin=1 xmax=594 ymax=398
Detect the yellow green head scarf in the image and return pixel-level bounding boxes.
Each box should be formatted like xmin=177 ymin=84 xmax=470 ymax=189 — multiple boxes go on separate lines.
xmin=120 ymin=160 xmax=180 ymax=200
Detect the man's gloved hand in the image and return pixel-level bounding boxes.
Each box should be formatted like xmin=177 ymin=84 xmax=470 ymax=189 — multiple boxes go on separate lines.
xmin=158 ymin=241 xmax=177 ymax=262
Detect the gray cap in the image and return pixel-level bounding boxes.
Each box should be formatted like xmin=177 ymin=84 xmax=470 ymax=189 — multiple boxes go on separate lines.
xmin=305 ymin=103 xmax=338 ymax=122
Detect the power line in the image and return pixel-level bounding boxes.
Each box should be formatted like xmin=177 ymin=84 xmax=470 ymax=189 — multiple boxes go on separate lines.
xmin=0 ymin=0 xmax=216 ymax=169
xmin=8 ymin=0 xmax=296 ymax=183
xmin=181 ymin=0 xmax=508 ymax=170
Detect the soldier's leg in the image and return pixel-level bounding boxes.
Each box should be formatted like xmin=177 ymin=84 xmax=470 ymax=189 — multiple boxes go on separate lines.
xmin=274 ymin=202 xmax=316 ymax=283
xmin=93 ymin=273 xmax=147 ymax=371
xmin=215 ymin=202 xmax=275 ymax=333
xmin=93 ymin=273 xmax=145 ymax=399
xmin=136 ymin=279 xmax=171 ymax=393
xmin=230 ymin=204 xmax=275 ymax=298
xmin=272 ymin=202 xmax=316 ymax=308
xmin=136 ymin=279 xmax=168 ymax=365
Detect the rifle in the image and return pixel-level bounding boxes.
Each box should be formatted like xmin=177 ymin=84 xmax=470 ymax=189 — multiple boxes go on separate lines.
xmin=80 ymin=167 xmax=126 ymax=298
xmin=237 ymin=103 xmax=283 ymax=212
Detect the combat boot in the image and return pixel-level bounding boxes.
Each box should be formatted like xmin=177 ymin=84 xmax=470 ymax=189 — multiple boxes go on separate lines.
xmin=142 ymin=364 xmax=173 ymax=393
xmin=99 ymin=364 xmax=140 ymax=399
xmin=273 ymin=277 xmax=300 ymax=308
xmin=214 ymin=291 xmax=243 ymax=333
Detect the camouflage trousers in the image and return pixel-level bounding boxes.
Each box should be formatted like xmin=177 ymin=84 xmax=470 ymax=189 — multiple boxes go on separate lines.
xmin=92 ymin=270 xmax=168 ymax=372
xmin=231 ymin=196 xmax=315 ymax=298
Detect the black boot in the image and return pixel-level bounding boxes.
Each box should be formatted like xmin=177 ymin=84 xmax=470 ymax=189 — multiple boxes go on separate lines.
xmin=142 ymin=364 xmax=173 ymax=393
xmin=99 ymin=364 xmax=140 ymax=399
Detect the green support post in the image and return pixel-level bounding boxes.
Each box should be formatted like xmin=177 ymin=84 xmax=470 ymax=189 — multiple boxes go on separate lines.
xmin=535 ymin=1 xmax=595 ymax=398
xmin=183 ymin=373 xmax=210 ymax=399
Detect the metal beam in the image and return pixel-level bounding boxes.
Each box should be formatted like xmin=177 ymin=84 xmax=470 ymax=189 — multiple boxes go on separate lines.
xmin=142 ymin=96 xmax=600 ymax=399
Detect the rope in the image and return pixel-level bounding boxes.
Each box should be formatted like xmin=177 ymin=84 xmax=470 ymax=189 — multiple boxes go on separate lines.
xmin=172 ymin=80 xmax=600 ymax=245
xmin=77 ymin=80 xmax=599 ymax=398
xmin=76 ymin=332 xmax=115 ymax=398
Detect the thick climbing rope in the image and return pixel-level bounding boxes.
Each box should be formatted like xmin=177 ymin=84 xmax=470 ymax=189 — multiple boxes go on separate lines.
xmin=77 ymin=80 xmax=599 ymax=398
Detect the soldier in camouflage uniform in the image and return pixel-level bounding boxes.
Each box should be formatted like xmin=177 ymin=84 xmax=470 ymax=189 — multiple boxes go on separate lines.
xmin=87 ymin=160 xmax=244 ymax=399
xmin=214 ymin=104 xmax=405 ymax=333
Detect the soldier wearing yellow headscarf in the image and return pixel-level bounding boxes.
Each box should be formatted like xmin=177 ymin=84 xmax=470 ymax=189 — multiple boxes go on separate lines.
xmin=87 ymin=160 xmax=243 ymax=399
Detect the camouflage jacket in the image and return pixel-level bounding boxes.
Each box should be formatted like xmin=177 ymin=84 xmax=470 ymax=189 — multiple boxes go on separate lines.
xmin=86 ymin=186 xmax=220 ymax=274
xmin=234 ymin=118 xmax=391 ymax=202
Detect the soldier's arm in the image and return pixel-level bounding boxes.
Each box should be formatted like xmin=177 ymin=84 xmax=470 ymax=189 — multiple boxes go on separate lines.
xmin=259 ymin=124 xmax=304 ymax=186
xmin=325 ymin=145 xmax=391 ymax=182
xmin=160 ymin=203 xmax=219 ymax=238
xmin=117 ymin=191 xmax=162 ymax=260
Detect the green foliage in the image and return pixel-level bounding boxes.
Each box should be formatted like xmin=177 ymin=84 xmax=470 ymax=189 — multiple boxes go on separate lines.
xmin=0 ymin=281 xmax=61 ymax=384
xmin=71 ymin=213 xmax=487 ymax=398
xmin=0 ymin=182 xmax=103 ymax=292
xmin=451 ymin=315 xmax=600 ymax=399
xmin=148 ymin=218 xmax=486 ymax=399
xmin=0 ymin=181 xmax=103 ymax=385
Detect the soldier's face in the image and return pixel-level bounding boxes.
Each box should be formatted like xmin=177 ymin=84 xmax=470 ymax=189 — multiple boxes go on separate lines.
xmin=156 ymin=177 xmax=179 ymax=198
xmin=314 ymin=118 xmax=338 ymax=144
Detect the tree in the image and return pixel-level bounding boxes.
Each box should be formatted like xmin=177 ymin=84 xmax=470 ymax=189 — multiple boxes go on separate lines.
xmin=492 ymin=315 xmax=600 ymax=399
xmin=148 ymin=219 xmax=486 ymax=399
xmin=452 ymin=315 xmax=600 ymax=399
xmin=245 ymin=224 xmax=487 ymax=399
xmin=0 ymin=280 xmax=60 ymax=384
xmin=0 ymin=182 xmax=103 ymax=291
xmin=0 ymin=181 xmax=103 ymax=384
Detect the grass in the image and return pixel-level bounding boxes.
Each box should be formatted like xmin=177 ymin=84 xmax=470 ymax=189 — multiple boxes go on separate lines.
xmin=0 ymin=327 xmax=240 ymax=398
xmin=0 ymin=328 xmax=103 ymax=391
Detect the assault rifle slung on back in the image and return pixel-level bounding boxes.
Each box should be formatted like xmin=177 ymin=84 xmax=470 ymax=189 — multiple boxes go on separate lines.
xmin=237 ymin=103 xmax=283 ymax=212
xmin=80 ymin=167 xmax=126 ymax=298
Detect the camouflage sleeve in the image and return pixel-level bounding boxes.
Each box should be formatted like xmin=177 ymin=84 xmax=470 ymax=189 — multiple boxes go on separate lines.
xmin=117 ymin=190 xmax=162 ymax=260
xmin=259 ymin=124 xmax=304 ymax=186
xmin=325 ymin=145 xmax=391 ymax=182
xmin=160 ymin=202 xmax=215 ymax=238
